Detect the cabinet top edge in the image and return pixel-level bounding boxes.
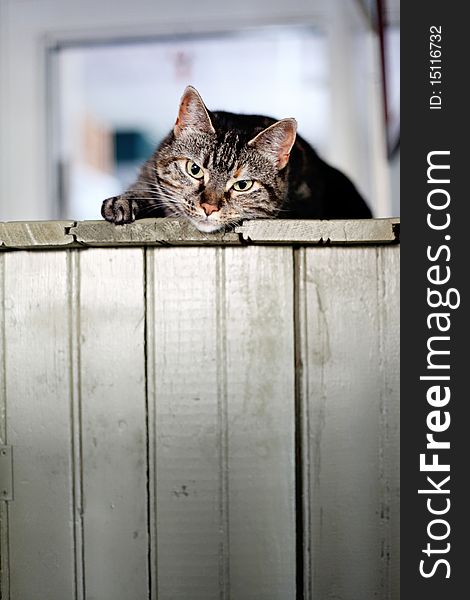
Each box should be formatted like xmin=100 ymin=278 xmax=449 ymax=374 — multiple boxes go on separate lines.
xmin=0 ymin=218 xmax=400 ymax=250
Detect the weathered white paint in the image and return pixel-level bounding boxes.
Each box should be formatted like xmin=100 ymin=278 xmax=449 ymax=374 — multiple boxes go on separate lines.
xmin=78 ymin=249 xmax=149 ymax=600
xmin=3 ymin=251 xmax=76 ymax=600
xmin=147 ymin=246 xmax=297 ymax=598
xmin=224 ymin=247 xmax=296 ymax=599
xmin=0 ymin=252 xmax=9 ymax=599
xmin=0 ymin=218 xmax=399 ymax=250
xmin=0 ymin=238 xmax=399 ymax=599
xmin=298 ymin=246 xmax=399 ymax=599
xmin=237 ymin=218 xmax=399 ymax=244
xmin=148 ymin=247 xmax=223 ymax=599
xmin=378 ymin=246 xmax=400 ymax=600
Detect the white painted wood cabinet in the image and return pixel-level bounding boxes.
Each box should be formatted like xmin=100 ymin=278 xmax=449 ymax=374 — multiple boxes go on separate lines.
xmin=0 ymin=219 xmax=399 ymax=600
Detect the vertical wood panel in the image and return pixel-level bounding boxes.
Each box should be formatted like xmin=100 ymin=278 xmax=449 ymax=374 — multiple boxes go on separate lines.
xmin=377 ymin=247 xmax=400 ymax=600
xmin=68 ymin=250 xmax=84 ymax=600
xmin=299 ymin=245 xmax=400 ymax=599
xmin=149 ymin=246 xmax=297 ymax=599
xmin=0 ymin=252 xmax=9 ymax=598
xmin=224 ymin=247 xmax=296 ymax=600
xmin=79 ymin=248 xmax=148 ymax=600
xmin=148 ymin=248 xmax=225 ymax=600
xmin=148 ymin=247 xmax=222 ymax=599
xmin=4 ymin=251 xmax=75 ymax=600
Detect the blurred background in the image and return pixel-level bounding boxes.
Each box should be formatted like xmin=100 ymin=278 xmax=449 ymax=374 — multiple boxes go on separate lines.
xmin=0 ymin=0 xmax=399 ymax=222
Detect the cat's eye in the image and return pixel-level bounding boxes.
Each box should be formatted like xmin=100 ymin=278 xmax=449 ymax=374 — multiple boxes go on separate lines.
xmin=232 ymin=180 xmax=254 ymax=192
xmin=185 ymin=160 xmax=204 ymax=179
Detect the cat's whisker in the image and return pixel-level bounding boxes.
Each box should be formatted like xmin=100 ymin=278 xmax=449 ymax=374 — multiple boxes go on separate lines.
xmin=131 ymin=193 xmax=183 ymax=206
xmin=133 ymin=184 xmax=165 ymax=192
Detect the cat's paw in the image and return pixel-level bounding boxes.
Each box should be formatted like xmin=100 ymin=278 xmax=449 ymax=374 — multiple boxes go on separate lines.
xmin=101 ymin=196 xmax=137 ymax=224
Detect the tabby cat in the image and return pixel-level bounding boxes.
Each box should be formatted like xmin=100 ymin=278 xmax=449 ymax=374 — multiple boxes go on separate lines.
xmin=102 ymin=86 xmax=371 ymax=232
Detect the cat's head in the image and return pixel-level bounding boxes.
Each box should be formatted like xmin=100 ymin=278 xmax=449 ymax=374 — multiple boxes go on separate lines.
xmin=154 ymin=86 xmax=297 ymax=233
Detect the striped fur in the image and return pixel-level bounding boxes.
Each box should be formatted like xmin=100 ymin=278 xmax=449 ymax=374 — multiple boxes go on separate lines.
xmin=102 ymin=87 xmax=371 ymax=232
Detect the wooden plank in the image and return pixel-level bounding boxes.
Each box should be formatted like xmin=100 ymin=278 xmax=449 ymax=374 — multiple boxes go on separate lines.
xmin=224 ymin=247 xmax=296 ymax=599
xmin=298 ymin=245 xmax=400 ymax=599
xmin=377 ymin=246 xmax=400 ymax=600
xmin=236 ymin=218 xmax=399 ymax=244
xmin=3 ymin=251 xmax=75 ymax=599
xmin=68 ymin=250 xmax=84 ymax=600
xmin=148 ymin=247 xmax=222 ymax=599
xmin=148 ymin=246 xmax=296 ymax=599
xmin=0 ymin=220 xmax=75 ymax=248
xmin=0 ymin=252 xmax=9 ymax=598
xmin=0 ymin=218 xmax=400 ymax=249
xmin=78 ymin=248 xmax=149 ymax=600
xmin=70 ymin=219 xmax=240 ymax=246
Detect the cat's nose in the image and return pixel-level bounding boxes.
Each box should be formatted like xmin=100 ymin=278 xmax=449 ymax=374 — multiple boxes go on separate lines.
xmin=200 ymin=202 xmax=219 ymax=216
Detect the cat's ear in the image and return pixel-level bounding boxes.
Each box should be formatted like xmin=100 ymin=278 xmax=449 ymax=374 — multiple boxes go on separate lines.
xmin=248 ymin=118 xmax=297 ymax=170
xmin=174 ymin=86 xmax=215 ymax=137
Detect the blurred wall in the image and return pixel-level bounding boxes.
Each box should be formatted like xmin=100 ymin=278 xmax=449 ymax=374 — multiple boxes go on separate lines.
xmin=0 ymin=0 xmax=396 ymax=221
